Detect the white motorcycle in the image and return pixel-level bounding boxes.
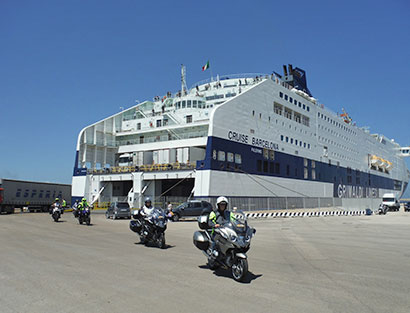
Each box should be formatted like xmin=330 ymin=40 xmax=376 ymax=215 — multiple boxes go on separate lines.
xmin=50 ymin=204 xmax=63 ymax=222
xmin=193 ymin=211 xmax=256 ymax=282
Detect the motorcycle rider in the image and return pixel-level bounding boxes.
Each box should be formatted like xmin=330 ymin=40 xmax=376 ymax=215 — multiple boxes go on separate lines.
xmin=140 ymin=197 xmax=154 ymax=217
xmin=77 ymin=197 xmax=90 ymax=213
xmin=139 ymin=197 xmax=155 ymax=236
xmin=208 ymin=196 xmax=234 ymax=257
xmin=50 ymin=198 xmax=62 ymax=214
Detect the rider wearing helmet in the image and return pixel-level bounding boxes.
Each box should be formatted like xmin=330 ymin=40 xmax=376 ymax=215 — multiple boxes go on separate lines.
xmin=140 ymin=197 xmax=154 ymax=217
xmin=51 ymin=198 xmax=61 ymax=214
xmin=208 ymin=196 xmax=234 ymax=257
xmin=208 ymin=196 xmax=233 ymax=228
xmin=77 ymin=197 xmax=89 ymax=212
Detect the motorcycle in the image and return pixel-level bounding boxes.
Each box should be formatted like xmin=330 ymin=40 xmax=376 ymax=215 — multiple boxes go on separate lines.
xmin=77 ymin=206 xmax=91 ymax=225
xmin=193 ymin=211 xmax=256 ymax=282
xmin=378 ymin=204 xmax=388 ymax=215
xmin=50 ymin=204 xmax=63 ymax=222
xmin=129 ymin=208 xmax=167 ymax=249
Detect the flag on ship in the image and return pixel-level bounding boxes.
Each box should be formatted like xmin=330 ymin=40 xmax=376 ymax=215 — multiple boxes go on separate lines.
xmin=202 ymin=61 xmax=210 ymax=71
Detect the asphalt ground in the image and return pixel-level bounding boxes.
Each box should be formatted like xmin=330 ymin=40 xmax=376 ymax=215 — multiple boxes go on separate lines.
xmin=1 ymin=212 xmax=410 ymax=313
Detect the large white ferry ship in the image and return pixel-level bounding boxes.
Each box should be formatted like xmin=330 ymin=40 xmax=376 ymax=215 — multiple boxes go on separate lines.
xmin=72 ymin=65 xmax=410 ymax=210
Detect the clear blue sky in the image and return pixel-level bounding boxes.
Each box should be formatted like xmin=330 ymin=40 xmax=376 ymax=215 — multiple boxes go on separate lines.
xmin=1 ymin=0 xmax=409 ymax=195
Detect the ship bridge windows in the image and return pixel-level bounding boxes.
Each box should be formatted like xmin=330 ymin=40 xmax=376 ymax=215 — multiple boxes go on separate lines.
xmin=206 ymin=94 xmax=224 ymax=101
xmin=175 ymin=100 xmax=206 ymax=109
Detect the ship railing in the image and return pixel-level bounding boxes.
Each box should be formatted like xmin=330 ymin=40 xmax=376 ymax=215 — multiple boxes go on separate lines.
xmin=88 ymin=162 xmax=195 ymax=175
xmin=190 ymin=73 xmax=269 ymax=90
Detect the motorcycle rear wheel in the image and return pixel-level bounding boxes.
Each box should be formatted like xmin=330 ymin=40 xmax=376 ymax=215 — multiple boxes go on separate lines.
xmin=232 ymin=258 xmax=248 ymax=282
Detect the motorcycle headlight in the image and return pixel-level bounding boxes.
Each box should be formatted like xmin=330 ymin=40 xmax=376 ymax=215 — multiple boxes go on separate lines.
xmin=245 ymin=235 xmax=251 ymax=242
xmin=230 ymin=235 xmax=237 ymax=242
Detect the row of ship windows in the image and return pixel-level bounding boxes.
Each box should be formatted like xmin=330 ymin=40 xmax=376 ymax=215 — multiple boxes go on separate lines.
xmin=319 ymin=136 xmax=358 ymax=155
xmin=175 ymin=100 xmax=206 ymax=109
xmin=256 ymin=159 xmax=380 ymax=185
xmin=256 ymin=160 xmax=316 ymax=179
xmin=280 ymin=135 xmax=311 ymax=149
xmin=318 ymin=124 xmax=355 ymax=144
xmin=318 ymin=112 xmax=357 ymax=136
xmin=136 ymin=114 xmax=194 ymax=129
xmin=273 ymin=102 xmax=310 ymax=127
xmin=216 ymin=151 xmax=242 ymax=164
xmin=205 ymin=92 xmax=237 ymax=101
xmin=279 ymin=92 xmax=310 ymax=112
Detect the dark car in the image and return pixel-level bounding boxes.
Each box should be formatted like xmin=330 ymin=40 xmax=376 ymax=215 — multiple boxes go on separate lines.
xmin=105 ymin=202 xmax=131 ymax=220
xmin=171 ymin=200 xmax=213 ymax=221
xmin=404 ymin=202 xmax=410 ymax=212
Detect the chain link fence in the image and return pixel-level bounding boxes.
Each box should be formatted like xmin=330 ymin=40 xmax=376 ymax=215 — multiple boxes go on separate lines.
xmin=98 ymin=195 xmax=379 ymax=211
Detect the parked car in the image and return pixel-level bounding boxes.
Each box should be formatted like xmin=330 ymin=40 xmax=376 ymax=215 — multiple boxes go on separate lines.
xmin=171 ymin=200 xmax=213 ymax=221
xmin=404 ymin=201 xmax=410 ymax=212
xmin=105 ymin=202 xmax=131 ymax=219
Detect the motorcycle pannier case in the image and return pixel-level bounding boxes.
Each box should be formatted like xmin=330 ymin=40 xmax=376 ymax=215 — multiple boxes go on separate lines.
xmin=197 ymin=215 xmax=209 ymax=230
xmin=193 ymin=231 xmax=209 ymax=251
xmin=129 ymin=219 xmax=142 ymax=233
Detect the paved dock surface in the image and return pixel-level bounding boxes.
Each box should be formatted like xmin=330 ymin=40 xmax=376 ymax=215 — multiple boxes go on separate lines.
xmin=1 ymin=212 xmax=410 ymax=313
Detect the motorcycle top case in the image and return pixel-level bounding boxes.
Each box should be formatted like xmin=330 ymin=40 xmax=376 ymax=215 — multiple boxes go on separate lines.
xmin=129 ymin=219 xmax=142 ymax=233
xmin=197 ymin=215 xmax=209 ymax=230
xmin=193 ymin=231 xmax=209 ymax=251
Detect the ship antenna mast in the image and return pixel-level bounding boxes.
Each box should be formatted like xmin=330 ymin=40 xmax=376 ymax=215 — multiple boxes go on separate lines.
xmin=181 ymin=64 xmax=188 ymax=95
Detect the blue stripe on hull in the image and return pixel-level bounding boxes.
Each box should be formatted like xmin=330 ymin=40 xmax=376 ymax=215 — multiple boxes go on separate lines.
xmin=196 ymin=136 xmax=399 ymax=196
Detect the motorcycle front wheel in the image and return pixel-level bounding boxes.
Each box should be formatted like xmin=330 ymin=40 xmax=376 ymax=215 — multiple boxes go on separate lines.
xmin=79 ymin=217 xmax=83 ymax=225
xmin=53 ymin=213 xmax=59 ymax=222
xmin=86 ymin=216 xmax=91 ymax=225
xmin=232 ymin=258 xmax=248 ymax=282
xmin=156 ymin=233 xmax=166 ymax=249
xmin=207 ymin=257 xmax=219 ymax=270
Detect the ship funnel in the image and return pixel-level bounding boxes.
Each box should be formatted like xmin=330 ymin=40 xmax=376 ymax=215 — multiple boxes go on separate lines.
xmin=288 ymin=64 xmax=293 ymax=75
xmin=283 ymin=65 xmax=288 ymax=76
xmin=281 ymin=64 xmax=313 ymax=97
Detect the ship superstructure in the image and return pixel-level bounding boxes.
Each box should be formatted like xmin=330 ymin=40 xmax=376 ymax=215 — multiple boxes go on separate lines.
xmin=72 ymin=65 xmax=410 ymax=210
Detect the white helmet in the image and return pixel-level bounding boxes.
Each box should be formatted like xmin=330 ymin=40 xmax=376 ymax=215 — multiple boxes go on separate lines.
xmin=216 ymin=196 xmax=229 ymax=207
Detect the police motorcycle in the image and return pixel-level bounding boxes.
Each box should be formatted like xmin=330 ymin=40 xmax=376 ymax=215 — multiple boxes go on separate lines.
xmin=378 ymin=203 xmax=388 ymax=215
xmin=193 ymin=211 xmax=256 ymax=282
xmin=50 ymin=203 xmax=63 ymax=222
xmin=77 ymin=205 xmax=92 ymax=225
xmin=129 ymin=208 xmax=167 ymax=249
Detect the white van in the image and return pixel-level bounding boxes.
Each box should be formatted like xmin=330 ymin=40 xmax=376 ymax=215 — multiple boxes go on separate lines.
xmin=382 ymin=193 xmax=400 ymax=212
xmin=118 ymin=153 xmax=133 ymax=167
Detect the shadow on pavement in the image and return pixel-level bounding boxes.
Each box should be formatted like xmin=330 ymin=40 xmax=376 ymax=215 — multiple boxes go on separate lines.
xmin=133 ymin=242 xmax=175 ymax=249
xmin=198 ymin=265 xmax=262 ymax=284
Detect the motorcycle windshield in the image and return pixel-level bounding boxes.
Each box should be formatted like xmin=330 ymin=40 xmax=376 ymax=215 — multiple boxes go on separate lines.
xmin=151 ymin=208 xmax=167 ymax=226
xmin=227 ymin=211 xmax=248 ymax=234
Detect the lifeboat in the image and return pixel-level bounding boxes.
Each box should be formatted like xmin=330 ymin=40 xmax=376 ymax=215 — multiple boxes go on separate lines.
xmin=385 ymin=160 xmax=393 ymax=171
xmin=378 ymin=158 xmax=387 ymax=169
xmin=370 ymin=155 xmax=382 ymax=167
